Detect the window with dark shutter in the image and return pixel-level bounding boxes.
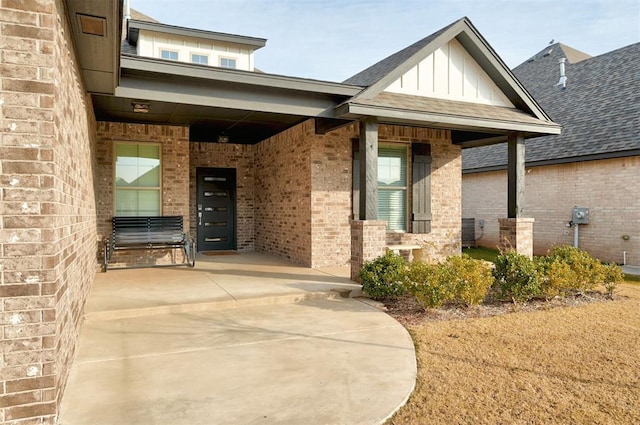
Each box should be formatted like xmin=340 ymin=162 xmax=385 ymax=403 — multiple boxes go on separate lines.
xmin=352 ymin=141 xmax=431 ymax=233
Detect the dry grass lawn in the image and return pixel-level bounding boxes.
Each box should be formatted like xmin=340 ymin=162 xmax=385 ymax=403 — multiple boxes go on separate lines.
xmin=387 ymin=284 xmax=640 ymax=424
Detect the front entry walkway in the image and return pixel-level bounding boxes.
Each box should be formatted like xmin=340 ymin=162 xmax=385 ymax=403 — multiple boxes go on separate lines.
xmin=58 ymin=253 xmax=416 ymax=425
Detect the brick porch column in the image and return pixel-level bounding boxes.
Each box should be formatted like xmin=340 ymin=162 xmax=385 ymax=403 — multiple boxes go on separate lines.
xmin=351 ymin=220 xmax=387 ymax=282
xmin=499 ymin=218 xmax=535 ymax=258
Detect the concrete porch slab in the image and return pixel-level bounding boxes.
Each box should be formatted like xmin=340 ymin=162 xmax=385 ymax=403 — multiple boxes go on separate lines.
xmin=59 ymin=253 xmax=417 ymax=425
xmin=86 ymin=252 xmax=360 ymax=320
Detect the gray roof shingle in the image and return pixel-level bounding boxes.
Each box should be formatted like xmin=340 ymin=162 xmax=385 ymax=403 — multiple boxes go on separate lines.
xmin=343 ymin=19 xmax=461 ymax=86
xmin=350 ymin=92 xmax=545 ymax=125
xmin=463 ymin=42 xmax=640 ymax=171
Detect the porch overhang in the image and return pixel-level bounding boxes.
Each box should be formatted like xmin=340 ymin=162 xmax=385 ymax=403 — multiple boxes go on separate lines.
xmin=335 ymin=92 xmax=561 ymax=148
xmin=93 ymin=55 xmax=363 ymax=144
xmin=64 ymin=0 xmax=122 ymax=94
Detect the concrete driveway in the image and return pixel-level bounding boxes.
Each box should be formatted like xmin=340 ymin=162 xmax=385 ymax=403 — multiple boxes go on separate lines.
xmin=58 ymin=253 xmax=416 ymax=425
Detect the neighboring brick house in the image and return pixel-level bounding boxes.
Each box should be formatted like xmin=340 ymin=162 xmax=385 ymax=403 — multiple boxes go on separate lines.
xmin=463 ymin=42 xmax=640 ymax=264
xmin=0 ymin=1 xmax=560 ymax=423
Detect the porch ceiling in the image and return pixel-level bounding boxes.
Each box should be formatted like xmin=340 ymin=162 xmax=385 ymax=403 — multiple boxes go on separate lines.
xmin=92 ymin=94 xmax=307 ymax=144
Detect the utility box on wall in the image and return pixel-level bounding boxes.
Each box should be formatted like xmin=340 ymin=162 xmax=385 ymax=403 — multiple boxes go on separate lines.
xmin=572 ymin=207 xmax=589 ymax=224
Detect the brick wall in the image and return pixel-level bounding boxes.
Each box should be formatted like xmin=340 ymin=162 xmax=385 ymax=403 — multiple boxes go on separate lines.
xmin=1 ymin=1 xmax=98 ymax=423
xmin=378 ymin=126 xmax=461 ymax=263
xmin=462 ymin=156 xmax=640 ymax=264
xmin=189 ymin=142 xmax=255 ymax=250
xmin=254 ymin=121 xmax=313 ymax=265
xmin=289 ymin=121 xmax=461 ymax=268
xmin=310 ymin=122 xmax=356 ymax=267
xmin=96 ymin=123 xmax=190 ymax=266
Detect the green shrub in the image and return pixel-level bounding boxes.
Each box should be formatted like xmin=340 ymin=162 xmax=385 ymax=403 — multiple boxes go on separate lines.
xmin=538 ymin=257 xmax=576 ymax=298
xmin=545 ymin=246 xmax=602 ymax=292
xmin=602 ymin=263 xmax=623 ymax=299
xmin=541 ymin=246 xmax=624 ymax=297
xmin=446 ymin=255 xmax=494 ymax=306
xmin=358 ymin=251 xmax=407 ymax=300
xmin=404 ymin=261 xmax=451 ymax=309
xmin=493 ymin=251 xmax=544 ymax=302
xmin=405 ymin=255 xmax=493 ymax=308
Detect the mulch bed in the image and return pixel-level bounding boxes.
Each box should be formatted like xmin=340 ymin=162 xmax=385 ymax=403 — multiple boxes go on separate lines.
xmin=381 ymin=291 xmax=619 ymax=327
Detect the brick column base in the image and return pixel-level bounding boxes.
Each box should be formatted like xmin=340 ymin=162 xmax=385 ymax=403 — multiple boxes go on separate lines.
xmin=499 ymin=218 xmax=535 ymax=258
xmin=351 ymin=220 xmax=387 ymax=282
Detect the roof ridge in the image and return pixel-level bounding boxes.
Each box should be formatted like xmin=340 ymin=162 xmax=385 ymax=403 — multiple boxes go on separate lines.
xmin=342 ymin=17 xmax=465 ymax=86
xmin=130 ymin=8 xmax=159 ymax=23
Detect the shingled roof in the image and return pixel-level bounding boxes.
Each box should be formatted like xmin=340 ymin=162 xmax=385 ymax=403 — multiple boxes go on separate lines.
xmin=343 ymin=19 xmax=459 ymax=86
xmin=462 ymin=42 xmax=640 ymax=172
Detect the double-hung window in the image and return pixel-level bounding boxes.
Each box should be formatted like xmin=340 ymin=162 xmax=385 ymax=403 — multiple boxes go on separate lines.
xmin=220 ymin=57 xmax=237 ymax=69
xmin=377 ymin=146 xmax=408 ymax=231
xmin=353 ymin=142 xmax=431 ymax=233
xmin=114 ymin=143 xmax=161 ymax=216
xmin=191 ymin=53 xmax=208 ymax=65
xmin=160 ymin=49 xmax=179 ymax=61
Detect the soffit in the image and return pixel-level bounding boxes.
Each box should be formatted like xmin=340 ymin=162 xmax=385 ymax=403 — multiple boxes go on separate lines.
xmin=64 ymin=0 xmax=121 ymax=94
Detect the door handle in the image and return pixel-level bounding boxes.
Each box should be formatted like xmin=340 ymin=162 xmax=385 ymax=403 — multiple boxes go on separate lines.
xmin=198 ymin=212 xmax=202 ymax=226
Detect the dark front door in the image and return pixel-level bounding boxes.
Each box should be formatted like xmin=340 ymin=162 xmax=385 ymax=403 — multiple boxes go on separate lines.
xmin=196 ymin=167 xmax=236 ymax=251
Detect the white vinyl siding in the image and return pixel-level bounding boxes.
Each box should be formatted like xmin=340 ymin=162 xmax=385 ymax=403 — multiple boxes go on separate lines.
xmin=384 ymin=38 xmax=514 ymax=107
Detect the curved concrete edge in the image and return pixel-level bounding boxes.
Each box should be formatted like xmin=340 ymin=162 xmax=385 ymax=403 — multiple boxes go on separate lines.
xmin=61 ymin=296 xmax=418 ymax=425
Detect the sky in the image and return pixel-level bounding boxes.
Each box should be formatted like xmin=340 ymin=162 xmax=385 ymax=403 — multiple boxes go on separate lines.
xmin=130 ymin=0 xmax=640 ymax=82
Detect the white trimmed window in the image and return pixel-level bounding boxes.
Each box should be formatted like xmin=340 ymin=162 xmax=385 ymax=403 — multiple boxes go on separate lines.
xmin=160 ymin=49 xmax=179 ymax=61
xmin=220 ymin=57 xmax=237 ymax=69
xmin=191 ymin=53 xmax=208 ymax=65
xmin=377 ymin=145 xmax=408 ymax=231
xmin=114 ymin=143 xmax=162 ymax=216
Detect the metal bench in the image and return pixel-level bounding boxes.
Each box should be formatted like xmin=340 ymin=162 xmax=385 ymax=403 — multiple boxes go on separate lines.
xmin=386 ymin=244 xmax=423 ymax=261
xmin=103 ymin=216 xmax=195 ymax=271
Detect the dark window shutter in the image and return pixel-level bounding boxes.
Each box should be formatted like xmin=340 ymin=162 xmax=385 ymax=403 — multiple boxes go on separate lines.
xmin=412 ymin=144 xmax=432 ymax=233
xmin=352 ymin=140 xmax=359 ymax=220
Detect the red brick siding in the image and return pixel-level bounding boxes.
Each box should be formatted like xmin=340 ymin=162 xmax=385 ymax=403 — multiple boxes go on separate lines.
xmin=462 ymin=156 xmax=640 ymax=264
xmin=95 ymin=123 xmax=190 ymax=266
xmin=254 ymin=121 xmax=313 ymax=266
xmin=310 ymin=123 xmax=356 ymax=267
xmin=1 ymin=1 xmax=97 ymax=423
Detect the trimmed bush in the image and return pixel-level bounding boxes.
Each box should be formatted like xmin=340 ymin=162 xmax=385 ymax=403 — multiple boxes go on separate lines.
xmin=447 ymin=255 xmax=494 ymax=306
xmin=493 ymin=251 xmax=544 ymax=302
xmin=541 ymin=246 xmax=624 ymax=297
xmin=405 ymin=255 xmax=493 ymax=308
xmin=359 ymin=251 xmax=407 ymax=300
xmin=544 ymin=246 xmax=602 ymax=292
xmin=404 ymin=261 xmax=451 ymax=309
xmin=602 ymin=263 xmax=623 ymax=299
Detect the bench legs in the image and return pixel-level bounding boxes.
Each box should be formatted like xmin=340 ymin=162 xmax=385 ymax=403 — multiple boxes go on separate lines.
xmin=103 ymin=239 xmax=196 ymax=271
xmin=183 ymin=238 xmax=196 ymax=268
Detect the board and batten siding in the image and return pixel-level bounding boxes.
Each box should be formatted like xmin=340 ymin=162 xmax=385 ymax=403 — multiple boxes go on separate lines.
xmin=385 ymin=38 xmax=514 ymax=107
xmin=137 ymin=31 xmax=255 ymax=71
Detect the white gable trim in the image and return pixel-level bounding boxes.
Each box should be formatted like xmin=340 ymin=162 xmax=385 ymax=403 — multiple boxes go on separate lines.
xmin=384 ymin=39 xmax=514 ymax=107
